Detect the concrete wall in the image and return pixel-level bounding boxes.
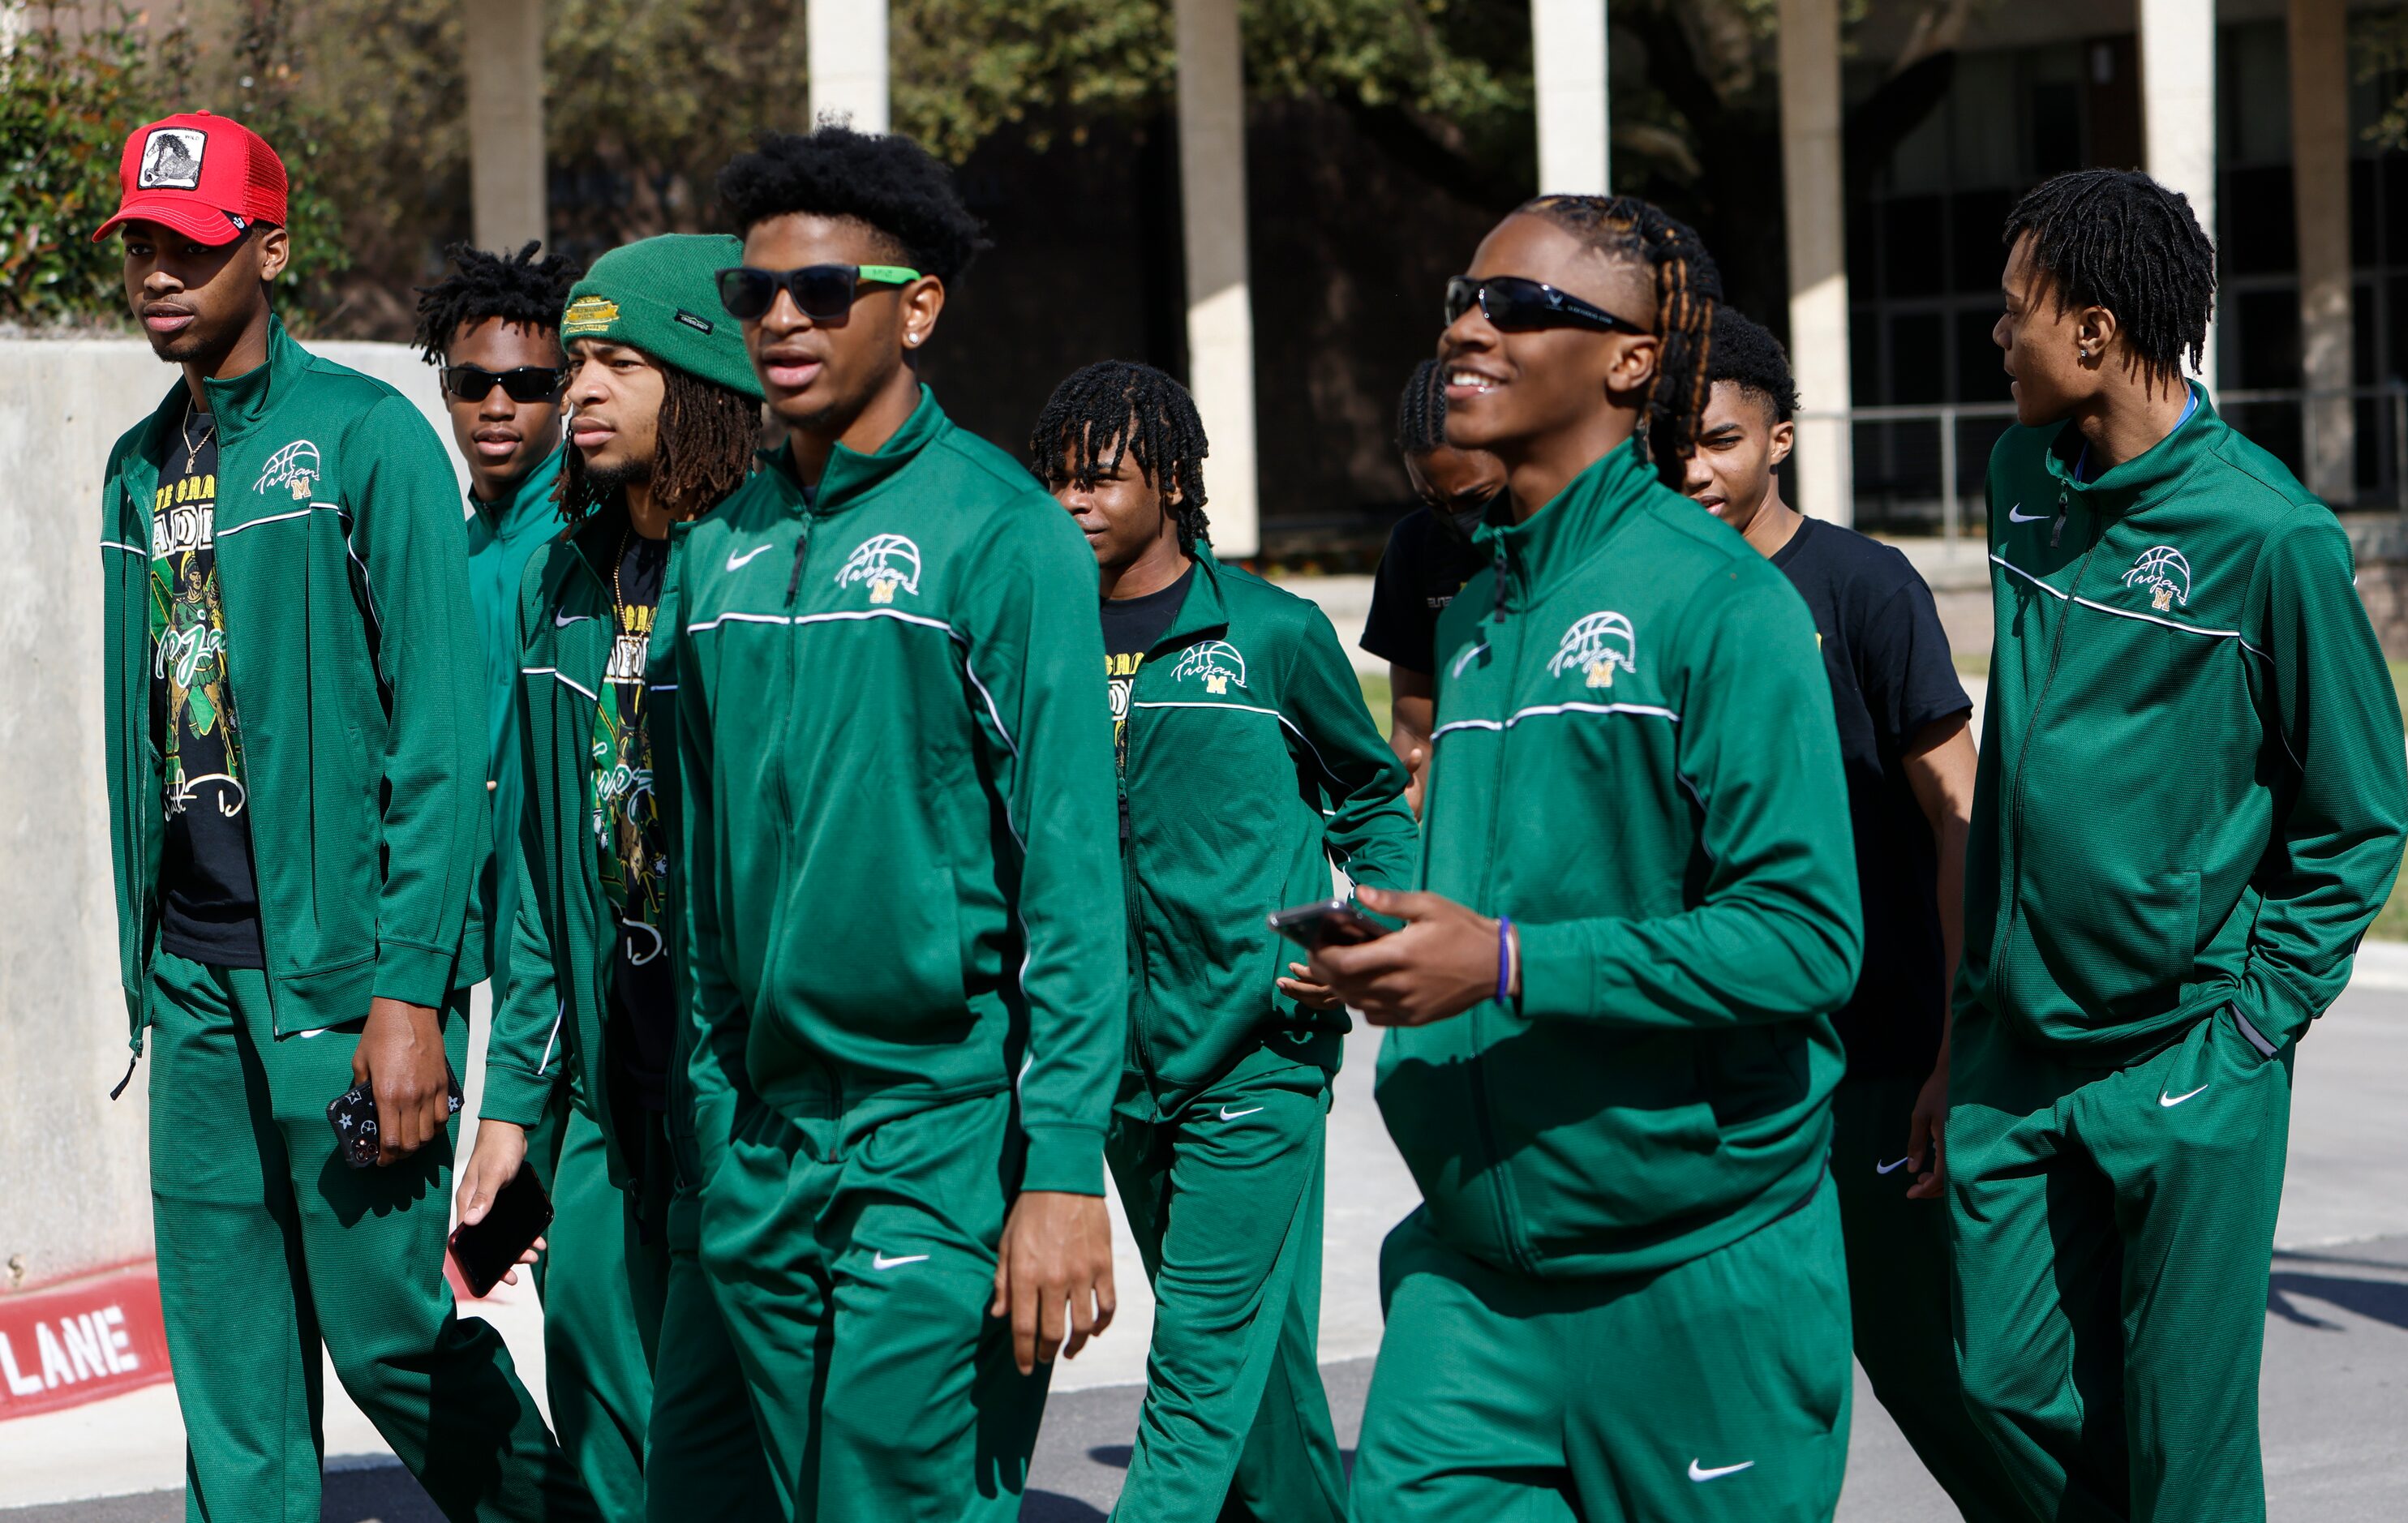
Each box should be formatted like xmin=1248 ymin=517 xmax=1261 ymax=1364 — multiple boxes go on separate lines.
xmin=0 ymin=337 xmax=461 ymax=1293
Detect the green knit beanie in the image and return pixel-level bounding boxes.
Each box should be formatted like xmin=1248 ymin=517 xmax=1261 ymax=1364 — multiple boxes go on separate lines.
xmin=559 ymin=233 xmax=763 ymax=401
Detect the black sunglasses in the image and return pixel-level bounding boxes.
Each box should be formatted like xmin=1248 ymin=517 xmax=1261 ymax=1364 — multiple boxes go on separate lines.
xmin=1444 ymin=275 xmax=1649 ymax=337
xmin=442 ymin=364 xmax=564 ymax=403
xmin=715 ymin=263 xmax=923 ymax=324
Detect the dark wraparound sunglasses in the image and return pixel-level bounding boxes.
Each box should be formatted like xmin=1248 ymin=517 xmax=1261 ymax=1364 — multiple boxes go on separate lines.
xmin=1444 ymin=275 xmax=1649 ymax=337
xmin=715 ymin=263 xmax=923 ymax=324
xmin=442 ymin=364 xmax=564 ymax=403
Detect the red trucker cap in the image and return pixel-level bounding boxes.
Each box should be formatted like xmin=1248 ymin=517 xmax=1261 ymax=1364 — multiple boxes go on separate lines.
xmin=91 ymin=111 xmax=288 ymax=246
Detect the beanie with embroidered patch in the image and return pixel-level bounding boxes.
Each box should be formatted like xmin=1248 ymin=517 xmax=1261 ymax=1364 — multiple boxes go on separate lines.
xmin=558 ymin=234 xmax=762 ymax=401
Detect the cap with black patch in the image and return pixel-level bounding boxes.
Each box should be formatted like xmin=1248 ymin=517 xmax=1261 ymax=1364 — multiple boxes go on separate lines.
xmin=93 ymin=111 xmax=288 ymax=247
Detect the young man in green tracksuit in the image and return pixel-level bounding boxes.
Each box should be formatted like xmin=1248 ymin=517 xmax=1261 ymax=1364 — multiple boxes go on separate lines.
xmin=1315 ymin=196 xmax=1864 ymax=1522
xmin=94 ymin=111 xmax=591 ymax=1521
xmin=1952 ymin=169 xmax=2408 ymax=1522
xmin=1031 ymin=362 xmax=1419 ymax=1522
xmin=1682 ymin=309 xmax=2019 ymax=1520
xmin=414 ymin=239 xmax=583 ymax=1005
xmin=677 ymin=127 xmax=1123 ymax=1519
xmin=459 ymin=236 xmax=779 ymax=1523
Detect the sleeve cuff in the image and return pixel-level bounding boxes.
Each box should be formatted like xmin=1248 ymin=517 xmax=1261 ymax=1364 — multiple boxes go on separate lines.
xmin=373 ymin=941 xmax=457 ymax=1007
xmin=1514 ymin=918 xmax=1596 ymax=1023
xmin=1019 ymin=1122 xmax=1107 ymax=1196
xmin=478 ymin=1063 xmax=557 ymax=1129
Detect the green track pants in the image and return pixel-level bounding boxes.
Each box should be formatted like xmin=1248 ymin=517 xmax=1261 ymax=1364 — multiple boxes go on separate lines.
xmin=1831 ymin=1073 xmax=2023 ymax=1523
xmin=1947 ymin=1006 xmax=2292 ymax=1523
xmin=700 ymin=1088 xmax=1050 ymax=1521
xmin=1350 ymin=1177 xmax=1852 ymax=1523
xmin=1105 ymin=1066 xmax=1347 ymax=1523
xmin=145 ymin=950 xmax=594 ymax=1523
xmin=534 ymin=1103 xmax=667 ymax=1523
xmin=644 ymin=1190 xmax=781 ymax=1522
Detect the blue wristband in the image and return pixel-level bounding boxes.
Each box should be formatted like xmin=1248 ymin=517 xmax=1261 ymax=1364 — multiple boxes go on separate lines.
xmin=1496 ymin=916 xmax=1514 ymax=1006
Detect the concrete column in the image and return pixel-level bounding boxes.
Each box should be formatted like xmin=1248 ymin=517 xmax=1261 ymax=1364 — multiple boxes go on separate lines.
xmin=807 ymin=0 xmax=890 ymax=134
xmin=2138 ymin=0 xmax=2218 ymax=395
xmin=1531 ymin=0 xmax=1610 ymax=195
xmin=462 ymin=0 xmax=546 ymax=253
xmin=1778 ymin=0 xmax=1852 ymax=526
xmin=1174 ymin=0 xmax=1259 ymax=556
xmin=2291 ymin=0 xmax=2354 ymax=502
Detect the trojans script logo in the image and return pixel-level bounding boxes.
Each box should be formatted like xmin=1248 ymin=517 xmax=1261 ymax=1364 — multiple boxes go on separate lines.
xmin=2123 ymin=545 xmax=2193 ymax=613
xmin=1171 ymin=641 xmax=1247 ymax=695
xmin=254 ymin=440 xmax=322 ymax=501
xmin=834 ymin=534 xmax=923 ymax=603
xmin=1548 ymin=611 xmax=1637 ymax=689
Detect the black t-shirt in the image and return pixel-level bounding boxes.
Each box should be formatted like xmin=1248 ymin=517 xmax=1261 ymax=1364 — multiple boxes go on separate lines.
xmin=151 ymin=408 xmax=265 ymax=968
xmin=1101 ymin=564 xmax=1194 ymax=774
xmin=594 ymin=531 xmax=672 ymax=1112
xmin=1771 ymin=517 xmax=1971 ymax=1080
xmin=1361 ymin=505 xmax=1491 ymax=676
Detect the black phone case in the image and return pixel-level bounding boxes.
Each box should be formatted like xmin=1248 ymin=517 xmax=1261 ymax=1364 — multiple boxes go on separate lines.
xmin=327 ymin=1065 xmax=465 ymax=1169
xmin=449 ymin=1167 xmax=555 ymax=1299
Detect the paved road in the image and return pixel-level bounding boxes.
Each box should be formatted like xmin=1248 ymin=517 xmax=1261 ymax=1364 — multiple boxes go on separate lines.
xmin=10 ymin=963 xmax=2408 ymax=1521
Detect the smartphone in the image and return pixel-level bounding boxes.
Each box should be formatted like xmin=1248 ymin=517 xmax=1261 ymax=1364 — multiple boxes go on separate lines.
xmin=327 ymin=1064 xmax=465 ymax=1169
xmin=1268 ymin=898 xmax=1391 ymax=951
xmin=448 ymin=1166 xmax=555 ymax=1299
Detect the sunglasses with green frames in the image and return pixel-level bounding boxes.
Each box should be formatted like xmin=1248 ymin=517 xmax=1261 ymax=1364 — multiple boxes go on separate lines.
xmin=715 ymin=263 xmax=923 ymax=324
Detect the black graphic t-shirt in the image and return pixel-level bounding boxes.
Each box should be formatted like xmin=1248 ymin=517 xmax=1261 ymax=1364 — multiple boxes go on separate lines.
xmin=1101 ymin=565 xmax=1194 ymax=774
xmin=151 ymin=408 xmax=265 ymax=967
xmin=1771 ymin=517 xmax=1972 ymax=1081
xmin=593 ymin=532 xmax=672 ymax=1111
xmin=1362 ymin=504 xmax=1492 ymax=676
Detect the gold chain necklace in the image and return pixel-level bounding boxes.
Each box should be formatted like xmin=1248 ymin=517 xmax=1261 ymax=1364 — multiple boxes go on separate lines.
xmin=180 ymin=402 xmax=216 ymax=461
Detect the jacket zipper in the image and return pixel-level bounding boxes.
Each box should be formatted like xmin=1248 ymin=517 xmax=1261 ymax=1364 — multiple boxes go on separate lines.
xmin=759 ymin=513 xmax=814 ymax=1107
xmin=1994 ymin=503 xmax=2105 ymax=984
xmin=1120 ymin=646 xmax=1160 ymax=1094
xmin=1470 ymin=545 xmax=1522 ymax=1269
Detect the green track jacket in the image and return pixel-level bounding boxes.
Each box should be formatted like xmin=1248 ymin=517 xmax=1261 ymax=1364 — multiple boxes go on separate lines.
xmin=1377 ymin=440 xmax=1862 ymax=1280
xmin=480 ymin=503 xmax=713 ymax=1195
xmin=1117 ymin=548 xmax=1418 ymax=1114
xmin=673 ymin=388 xmax=1124 ymax=1195
xmin=101 ymin=316 xmax=490 ymax=1044
xmin=466 ymin=444 xmax=565 ymax=998
xmin=1962 ymin=386 xmax=2407 ymax=1063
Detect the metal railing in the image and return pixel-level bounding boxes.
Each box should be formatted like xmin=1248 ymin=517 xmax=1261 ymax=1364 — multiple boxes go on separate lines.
xmin=1802 ymin=384 xmax=2408 ymax=542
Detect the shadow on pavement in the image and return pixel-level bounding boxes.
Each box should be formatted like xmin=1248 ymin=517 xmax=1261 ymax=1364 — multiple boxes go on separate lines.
xmin=1021 ymin=1492 xmax=1109 ymax=1521
xmin=0 ymin=1465 xmax=440 ymax=1523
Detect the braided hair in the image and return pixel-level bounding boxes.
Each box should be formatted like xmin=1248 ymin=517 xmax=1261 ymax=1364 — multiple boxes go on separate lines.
xmin=2002 ymin=169 xmax=2216 ymax=387
xmin=1028 ymin=362 xmax=1212 ymax=549
xmin=1515 ymin=195 xmax=1722 ymax=488
xmin=411 ymin=241 xmax=583 ymax=363
xmin=556 ymin=362 xmax=761 ymax=525
xmin=1395 ymin=358 xmax=1449 ymax=456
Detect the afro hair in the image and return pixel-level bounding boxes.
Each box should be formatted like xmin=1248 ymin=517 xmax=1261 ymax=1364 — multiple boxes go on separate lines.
xmin=1704 ymin=307 xmax=1799 ymax=423
xmin=411 ymin=241 xmax=583 ymax=364
xmin=715 ymin=126 xmax=987 ymax=285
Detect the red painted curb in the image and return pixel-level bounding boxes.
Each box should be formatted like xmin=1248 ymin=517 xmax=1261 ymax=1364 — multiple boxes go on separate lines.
xmin=0 ymin=1263 xmax=172 ymax=1421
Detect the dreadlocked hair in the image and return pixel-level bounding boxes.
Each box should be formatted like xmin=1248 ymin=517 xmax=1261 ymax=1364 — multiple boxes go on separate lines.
xmin=555 ymin=363 xmax=762 ymax=525
xmin=411 ymin=241 xmax=583 ymax=363
xmin=1515 ymin=195 xmax=1722 ymax=488
xmin=1028 ymin=361 xmax=1212 ymax=550
xmin=1705 ymin=308 xmax=1800 ymax=423
xmin=1395 ymin=358 xmax=1450 ymax=456
xmin=2003 ymin=169 xmax=2216 ymax=387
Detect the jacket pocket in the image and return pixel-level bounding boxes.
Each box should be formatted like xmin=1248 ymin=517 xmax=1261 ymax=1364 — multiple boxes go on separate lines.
xmin=2020 ymin=864 xmax=2200 ymax=1022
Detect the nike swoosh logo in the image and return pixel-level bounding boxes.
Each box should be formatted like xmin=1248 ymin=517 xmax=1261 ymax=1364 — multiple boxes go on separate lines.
xmin=2160 ymin=1083 xmax=2208 ymax=1107
xmin=871 ymin=1252 xmax=929 ymax=1270
xmin=1689 ymin=1460 xmax=1754 ymax=1482
xmin=1219 ymin=1105 xmax=1264 ymax=1120
xmin=1875 ymin=1156 xmax=1912 ymax=1175
xmin=727 ymin=544 xmax=774 ymax=571
xmin=554 ymin=611 xmax=595 ymax=627
xmin=2007 ymin=503 xmax=2047 ymax=523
